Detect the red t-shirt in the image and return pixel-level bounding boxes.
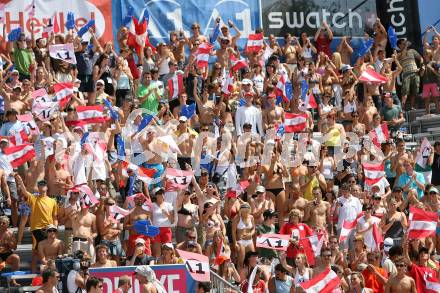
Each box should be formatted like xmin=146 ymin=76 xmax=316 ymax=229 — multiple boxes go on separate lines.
xmin=279 ymin=222 xmax=313 ymax=258
xmin=408 ymin=263 xmax=438 ymax=293
xmin=316 ymin=36 xmax=332 ymax=57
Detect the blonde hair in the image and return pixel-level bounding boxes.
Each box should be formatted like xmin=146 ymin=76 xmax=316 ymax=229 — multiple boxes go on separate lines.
xmin=332 ymin=52 xmax=342 ymax=70
xmin=295 ymin=253 xmax=309 ymax=267
xmin=351 ymin=272 xmax=366 ymax=288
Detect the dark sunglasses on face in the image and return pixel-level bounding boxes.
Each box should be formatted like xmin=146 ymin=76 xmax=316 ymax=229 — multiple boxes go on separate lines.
xmin=47 ymin=229 xmax=57 ymax=233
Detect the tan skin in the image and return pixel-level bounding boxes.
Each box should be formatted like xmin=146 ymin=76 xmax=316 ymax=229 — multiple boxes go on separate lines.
xmin=231 ymin=206 xmax=256 ymax=269
xmin=390 ymin=142 xmax=413 ymax=182
xmin=205 ymin=231 xmax=231 ymax=265
xmin=303 ymin=189 xmax=331 ymax=232
xmin=151 ymin=193 xmax=175 ymax=258
xmin=263 ymin=150 xmax=288 ymax=223
xmin=385 ymin=262 xmax=417 ymax=293
xmin=38 ymin=229 xmax=64 ymax=265
xmin=250 ymin=191 xmax=275 ymax=225
xmin=36 ymin=272 xmax=60 ymax=293
xmin=359 ymin=96 xmax=378 ymax=131
xmin=92 ymin=247 xmax=117 ymax=268
xmin=349 ymin=239 xmax=367 ymax=270
xmin=0 ymin=219 xmax=20 ymax=271
xmin=136 ymin=274 xmax=158 ymax=293
xmin=348 ymin=273 xmax=373 ymax=293
xmin=72 ymin=206 xmax=97 ymax=244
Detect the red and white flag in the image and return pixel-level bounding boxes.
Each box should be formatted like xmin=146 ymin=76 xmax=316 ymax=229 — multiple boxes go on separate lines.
xmin=127 ymin=16 xmax=156 ymax=56
xmin=298 ymin=233 xmax=326 ymax=266
xmin=165 ymin=168 xmax=193 ymax=191
xmin=73 ymin=184 xmax=100 ymax=206
xmin=339 ymin=213 xmax=364 ymax=243
xmin=120 ymin=160 xmax=156 ymax=184
xmin=276 ymin=74 xmax=289 ymax=103
xmin=8 ymin=129 xmax=29 ymax=146
xmin=408 ymin=206 xmax=437 ymax=239
xmin=368 ymin=123 xmax=389 ymax=147
xmin=284 ymin=112 xmax=307 ymax=133
xmin=299 ymin=267 xmax=341 ymax=293
xmin=425 ymin=279 xmax=440 ymax=293
xmin=371 ymin=223 xmax=383 ymax=251
xmin=168 ymin=73 xmax=183 ymax=99
xmin=110 ymin=205 xmax=130 ymax=221
xmin=230 ymin=54 xmax=248 ymax=72
xmin=3 ymin=143 xmax=36 ymax=168
xmin=221 ymin=70 xmax=234 ymax=95
xmin=76 ymin=105 xmax=107 ymax=125
xmin=362 ymin=162 xmax=385 ymax=186
xmin=53 ymin=83 xmax=74 ymax=108
xmin=196 ymin=43 xmax=213 ymax=68
xmin=246 ymin=33 xmax=264 ymax=53
xmin=359 ymin=68 xmax=388 ymax=83
xmin=49 ymin=43 xmax=77 ymax=64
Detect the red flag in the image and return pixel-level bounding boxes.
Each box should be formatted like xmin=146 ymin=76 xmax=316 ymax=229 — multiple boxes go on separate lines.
xmin=168 ymin=73 xmax=183 ymax=99
xmin=127 ymin=16 xmax=156 ymax=55
xmin=300 ymin=267 xmax=341 ymax=293
xmin=284 ymin=112 xmax=307 ymax=133
xmin=246 ymin=33 xmax=264 ymax=53
xmin=196 ymin=43 xmax=213 ymax=68
xmin=408 ymin=207 xmax=437 ymax=239
xmin=362 ymin=162 xmax=385 ymax=186
xmin=359 ymin=68 xmax=388 ymax=83
xmin=53 ymin=82 xmax=74 ymax=108
xmin=3 ymin=143 xmax=36 ymax=168
xmin=76 ymin=105 xmax=107 ymax=124
xmin=371 ymin=223 xmax=383 ymax=251
xmin=368 ymin=123 xmax=389 ymax=147
xmin=230 ymin=54 xmax=248 ymax=72
xmin=53 ymin=13 xmax=60 ymax=34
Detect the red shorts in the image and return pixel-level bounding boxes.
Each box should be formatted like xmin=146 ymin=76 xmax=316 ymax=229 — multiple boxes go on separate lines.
xmin=152 ymin=227 xmax=172 ymax=244
xmin=127 ymin=234 xmax=151 ymax=257
xmin=422 ymin=83 xmax=440 ymax=98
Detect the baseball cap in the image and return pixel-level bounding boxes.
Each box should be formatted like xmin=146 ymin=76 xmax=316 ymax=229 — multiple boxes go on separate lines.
xmin=307 ymin=159 xmax=318 ymax=167
xmin=263 ymin=209 xmax=277 ymax=219
xmin=0 ymin=137 xmax=8 ymax=143
xmin=96 ymin=79 xmax=105 ymax=85
xmin=392 ymin=186 xmax=403 ymax=192
xmin=135 ymin=238 xmax=146 ymax=245
xmin=341 ymin=64 xmax=353 ymax=72
xmin=256 ymin=186 xmax=265 ymax=193
xmin=429 ymin=187 xmax=439 ymax=194
xmin=135 ymin=265 xmax=153 ymax=277
xmin=46 ymin=224 xmax=57 ymax=231
xmin=179 ymin=116 xmax=188 ymax=122
xmin=241 ymin=79 xmax=253 ymax=85
xmin=383 ymin=238 xmax=394 ymax=252
xmin=153 ymin=187 xmax=165 ymax=195
xmin=37 ymin=180 xmax=47 ymax=186
xmin=162 ymin=243 xmax=174 ymax=250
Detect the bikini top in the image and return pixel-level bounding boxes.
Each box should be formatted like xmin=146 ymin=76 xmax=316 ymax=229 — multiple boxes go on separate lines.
xmin=237 ymin=217 xmax=253 ymax=230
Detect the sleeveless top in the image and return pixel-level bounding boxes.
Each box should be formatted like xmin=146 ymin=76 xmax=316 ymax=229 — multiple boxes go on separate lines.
xmin=303 ymin=175 xmax=319 ymax=201
xmin=384 ymin=213 xmax=404 ymax=239
xmin=325 ymin=127 xmax=341 ymax=147
xmin=294 ymin=268 xmax=311 ymax=286
xmin=275 ymin=275 xmax=294 ymax=293
xmin=322 ymin=157 xmax=334 ymax=180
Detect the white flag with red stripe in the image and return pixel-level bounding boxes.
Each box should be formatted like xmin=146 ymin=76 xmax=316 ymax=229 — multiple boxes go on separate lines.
xmin=3 ymin=143 xmax=36 ymax=168
xmin=230 ymin=54 xmax=248 ymax=72
xmin=368 ymin=123 xmax=389 ymax=147
xmin=221 ymin=70 xmax=234 ymax=95
xmin=110 ymin=205 xmax=130 ymax=221
xmin=425 ymin=279 xmax=440 ymax=293
xmin=246 ymin=33 xmax=264 ymax=53
xmin=284 ymin=112 xmax=307 ymax=133
xmin=53 ymin=83 xmax=74 ymax=108
xmin=359 ymin=68 xmax=388 ymax=83
xmin=76 ymin=105 xmax=107 ymax=125
xmin=168 ymin=73 xmax=183 ymax=99
xmin=196 ymin=43 xmax=213 ymax=68
xmin=408 ymin=206 xmax=437 ymax=239
xmin=120 ymin=160 xmax=157 ymax=184
xmin=362 ymin=162 xmax=385 ymax=186
xmin=371 ymin=223 xmax=383 ymax=251
xmin=299 ymin=267 xmax=341 ymax=293
xmin=339 ymin=212 xmax=364 ymax=243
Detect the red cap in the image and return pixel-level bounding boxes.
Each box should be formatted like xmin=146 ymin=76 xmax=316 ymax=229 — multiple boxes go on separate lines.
xmin=226 ymin=190 xmax=238 ymax=198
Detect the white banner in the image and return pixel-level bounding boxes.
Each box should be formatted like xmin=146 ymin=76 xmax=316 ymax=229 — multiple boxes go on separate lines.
xmin=49 ymin=43 xmax=77 ymax=64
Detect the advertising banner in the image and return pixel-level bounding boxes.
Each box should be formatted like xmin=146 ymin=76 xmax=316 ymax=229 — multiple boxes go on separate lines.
xmin=89 ymin=264 xmax=196 ymax=293
xmin=0 ymin=0 xmax=112 ymax=42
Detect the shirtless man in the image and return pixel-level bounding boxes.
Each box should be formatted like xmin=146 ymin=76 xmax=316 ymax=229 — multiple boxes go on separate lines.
xmin=0 ymin=216 xmax=20 ymax=271
xmin=140 ymin=128 xmax=165 ymax=181
xmin=337 ymin=36 xmax=354 ymax=65
xmin=72 ymin=200 xmax=97 ymax=261
xmin=359 ymin=96 xmax=378 ymax=131
xmin=0 ymin=77 xmax=27 ymax=113
xmin=36 ymin=268 xmax=60 ymax=293
xmin=96 ymin=197 xmax=123 ymax=262
xmin=391 ymin=139 xmax=413 ymax=182
xmin=219 ymin=20 xmax=241 ymax=48
xmin=304 ymin=187 xmax=331 ymax=232
xmin=423 ymin=27 xmax=440 ymax=62
xmin=373 ymin=18 xmax=388 ymax=51
xmin=385 ymin=257 xmax=417 ymax=293
xmin=262 ymin=95 xmax=284 ymax=130
xmin=38 ymin=224 xmax=64 ymax=266
xmin=58 ymin=190 xmax=80 ymax=254
xmin=382 ymin=54 xmax=403 ymax=105
xmin=216 ymin=37 xmax=237 ymax=69
xmin=91 ymin=245 xmax=117 ymax=268
xmin=124 ymin=193 xmax=151 ymax=257
xmin=175 ymin=116 xmax=197 ymax=170
xmin=168 ymin=31 xmax=188 ymax=68
xmin=250 ymin=186 xmax=275 ymax=225
xmin=286 ymin=184 xmax=308 ymax=221
xmin=189 ymin=22 xmax=207 ymax=49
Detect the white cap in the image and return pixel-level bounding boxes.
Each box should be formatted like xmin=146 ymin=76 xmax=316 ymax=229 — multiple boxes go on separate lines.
xmin=162 ymin=243 xmax=174 ymax=249
xmin=96 ymin=79 xmax=105 ymax=85
xmin=256 ymin=186 xmax=265 ymax=193
xmin=178 ymin=116 xmax=188 ymax=122
xmin=383 ymin=238 xmax=394 ymax=252
xmin=0 ymin=137 xmax=8 ymax=143
xmin=135 ymin=238 xmax=146 ymax=245
xmin=241 ymin=79 xmax=253 ymax=85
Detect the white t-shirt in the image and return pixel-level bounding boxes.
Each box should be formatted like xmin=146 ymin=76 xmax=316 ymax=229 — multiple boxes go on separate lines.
xmin=152 ymin=202 xmax=173 ymax=227
xmin=336 ymin=195 xmax=362 ymax=229
xmin=67 ymin=271 xmax=86 ymax=293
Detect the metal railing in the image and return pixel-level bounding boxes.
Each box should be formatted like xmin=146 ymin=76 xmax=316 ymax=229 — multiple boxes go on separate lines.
xmin=210 ymin=269 xmax=242 ymax=293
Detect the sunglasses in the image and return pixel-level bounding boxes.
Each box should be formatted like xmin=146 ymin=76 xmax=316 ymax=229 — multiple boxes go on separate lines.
xmin=322 ymin=254 xmax=332 ymax=257
xmin=207 ymin=185 xmax=214 ymax=188
xmin=47 ymin=229 xmax=57 ymax=233
xmin=429 ymin=192 xmax=438 ymax=195
xmin=395 ymin=264 xmax=406 ymax=268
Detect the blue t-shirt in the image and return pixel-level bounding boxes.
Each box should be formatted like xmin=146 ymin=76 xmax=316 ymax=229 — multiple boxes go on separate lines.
xmin=396 ymin=171 xmax=426 ymax=199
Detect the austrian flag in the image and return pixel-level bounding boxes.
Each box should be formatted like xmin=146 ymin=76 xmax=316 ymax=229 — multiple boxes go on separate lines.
xmin=284 ymin=112 xmax=307 ymax=133
xmin=76 ymin=105 xmax=107 ymax=125
xmin=362 ymin=162 xmax=385 ymax=186
xmin=369 ymin=123 xmax=389 ymax=147
xmin=168 ymin=74 xmax=183 ymax=99
xmin=246 ymin=33 xmax=263 ymax=53
xmin=3 ymin=143 xmax=36 ymax=168
xmin=53 ymin=83 xmax=74 ymax=108
xmin=408 ymin=206 xmax=437 ymax=239
xmin=299 ymin=267 xmax=340 ymax=293
xmin=196 ymin=43 xmax=213 ymax=68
